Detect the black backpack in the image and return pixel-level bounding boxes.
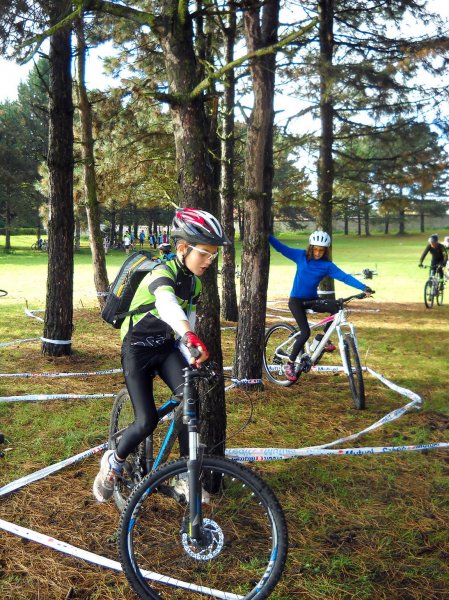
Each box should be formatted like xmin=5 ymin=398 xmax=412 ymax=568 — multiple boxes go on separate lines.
xmin=101 ymin=251 xmax=163 ymax=329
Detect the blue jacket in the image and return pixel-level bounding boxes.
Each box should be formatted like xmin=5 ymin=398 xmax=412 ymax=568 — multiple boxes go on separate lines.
xmin=269 ymin=235 xmax=365 ymax=299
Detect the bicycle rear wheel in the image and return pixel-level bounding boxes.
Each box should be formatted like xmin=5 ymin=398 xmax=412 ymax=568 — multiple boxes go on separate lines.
xmin=343 ymin=335 xmax=365 ymax=410
xmin=109 ymin=388 xmax=183 ymax=512
xmin=424 ymin=280 xmax=434 ymax=309
xmin=119 ymin=456 xmax=288 ymax=600
xmin=263 ymin=322 xmax=297 ymax=386
xmin=436 ymin=281 xmax=444 ymax=306
xmin=109 ymin=389 xmax=147 ymax=511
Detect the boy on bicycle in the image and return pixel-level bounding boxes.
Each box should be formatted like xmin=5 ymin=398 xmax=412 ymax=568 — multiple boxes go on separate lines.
xmin=419 ymin=234 xmax=448 ymax=284
xmin=93 ymin=207 xmax=230 ymax=502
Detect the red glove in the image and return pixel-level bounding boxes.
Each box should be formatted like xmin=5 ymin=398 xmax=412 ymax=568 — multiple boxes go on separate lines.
xmin=181 ymin=332 xmax=209 ymax=362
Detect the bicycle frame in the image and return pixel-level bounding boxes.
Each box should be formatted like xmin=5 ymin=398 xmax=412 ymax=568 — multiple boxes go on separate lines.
xmin=272 ymin=306 xmax=360 ymax=378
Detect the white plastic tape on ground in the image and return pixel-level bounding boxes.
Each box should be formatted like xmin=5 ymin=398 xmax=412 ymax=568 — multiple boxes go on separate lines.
xmin=0 ymin=368 xmax=122 ymax=378
xmin=227 ymin=442 xmax=449 ymax=461
xmin=226 ymin=366 xmax=427 ymax=461
xmin=0 ymin=519 xmax=242 ymax=599
xmin=0 ymin=337 xmax=41 ymax=348
xmin=0 ymin=393 xmax=115 ymax=403
xmin=0 ymin=444 xmax=107 ymax=497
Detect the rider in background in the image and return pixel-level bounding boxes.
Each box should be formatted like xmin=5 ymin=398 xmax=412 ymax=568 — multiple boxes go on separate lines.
xmin=158 ymin=242 xmax=176 ymax=261
xmin=93 ymin=208 xmax=230 ymax=502
xmin=419 ymin=234 xmax=448 ymax=283
xmin=269 ymin=230 xmax=373 ymax=382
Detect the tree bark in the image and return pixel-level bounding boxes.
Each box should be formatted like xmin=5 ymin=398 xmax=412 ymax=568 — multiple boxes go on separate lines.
xmin=317 ymin=0 xmax=335 ymax=296
xmin=5 ymin=193 xmax=11 ymax=251
xmin=364 ymin=205 xmax=370 ymax=236
xmin=75 ymin=17 xmax=109 ymax=307
xmin=156 ymin=2 xmax=226 ymax=456
xmin=220 ymin=2 xmax=239 ymax=322
xmin=234 ymin=0 xmax=279 ymax=384
xmin=42 ymin=0 xmax=74 ymax=357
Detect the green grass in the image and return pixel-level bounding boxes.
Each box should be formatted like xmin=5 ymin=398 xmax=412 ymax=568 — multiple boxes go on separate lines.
xmin=0 ymin=231 xmax=442 ymax=305
xmin=0 ymin=233 xmax=448 ymax=599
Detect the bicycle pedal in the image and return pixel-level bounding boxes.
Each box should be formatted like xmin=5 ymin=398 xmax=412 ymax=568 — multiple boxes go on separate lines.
xmin=299 ymin=355 xmax=312 ymax=373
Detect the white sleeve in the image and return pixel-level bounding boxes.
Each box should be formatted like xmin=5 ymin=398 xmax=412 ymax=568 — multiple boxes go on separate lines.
xmin=155 ymin=289 xmax=192 ymax=337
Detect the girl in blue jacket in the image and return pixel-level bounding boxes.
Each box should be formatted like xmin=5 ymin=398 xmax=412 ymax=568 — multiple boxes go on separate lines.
xmin=269 ymin=230 xmax=372 ymax=381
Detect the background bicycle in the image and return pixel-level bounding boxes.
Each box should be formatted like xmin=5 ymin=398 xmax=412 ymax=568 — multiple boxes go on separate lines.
xmin=263 ymin=293 xmax=371 ymax=409
xmin=0 ymin=289 xmax=7 ymax=297
xmin=420 ymin=264 xmax=444 ymax=308
xmin=30 ymin=239 xmax=48 ymax=251
xmin=113 ymin=363 xmax=288 ymax=600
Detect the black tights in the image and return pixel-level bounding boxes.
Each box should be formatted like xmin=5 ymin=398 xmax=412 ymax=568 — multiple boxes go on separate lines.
xmin=288 ymin=297 xmax=338 ymax=362
xmin=116 ymin=341 xmax=188 ymax=460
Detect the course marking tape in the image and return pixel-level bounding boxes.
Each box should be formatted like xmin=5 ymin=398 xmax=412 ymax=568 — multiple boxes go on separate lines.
xmin=227 ymin=442 xmax=449 ymax=461
xmin=24 ymin=308 xmax=44 ymax=322
xmin=41 ymin=337 xmax=72 ymax=345
xmin=0 ymin=337 xmax=41 ymax=348
xmin=0 ymin=393 xmax=115 ymax=403
xmin=0 ymin=368 xmax=123 ymax=378
xmin=0 ymin=444 xmax=107 ymax=497
xmin=0 ymin=518 xmax=241 ymax=599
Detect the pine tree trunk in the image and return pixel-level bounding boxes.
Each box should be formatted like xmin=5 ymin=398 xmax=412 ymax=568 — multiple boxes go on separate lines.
xmin=234 ymin=0 xmax=279 ymax=384
xmin=317 ymin=0 xmax=335 ymax=296
xmin=157 ymin=1 xmax=226 ymax=455
xmin=398 ymin=208 xmax=406 ymax=235
xmin=42 ymin=0 xmax=74 ymax=357
xmin=5 ymin=195 xmax=11 ymax=251
xmin=364 ymin=205 xmax=370 ymax=236
xmin=75 ymin=17 xmax=109 ymax=308
xmin=220 ymin=4 xmax=239 ymax=322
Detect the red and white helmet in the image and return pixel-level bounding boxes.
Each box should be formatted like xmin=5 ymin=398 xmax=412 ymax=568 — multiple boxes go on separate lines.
xmin=171 ymin=208 xmax=230 ymax=246
xmin=309 ymin=230 xmax=331 ymax=247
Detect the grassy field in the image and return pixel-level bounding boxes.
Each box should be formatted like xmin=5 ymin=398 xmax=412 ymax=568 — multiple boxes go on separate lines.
xmin=0 ymin=234 xmax=448 ymax=599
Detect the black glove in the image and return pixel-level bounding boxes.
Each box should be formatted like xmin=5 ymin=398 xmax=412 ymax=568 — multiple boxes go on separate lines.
xmin=364 ymin=286 xmax=374 ymax=294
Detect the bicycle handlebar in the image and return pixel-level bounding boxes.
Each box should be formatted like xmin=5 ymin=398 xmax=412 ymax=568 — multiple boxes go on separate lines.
xmin=302 ymin=291 xmax=373 ymax=309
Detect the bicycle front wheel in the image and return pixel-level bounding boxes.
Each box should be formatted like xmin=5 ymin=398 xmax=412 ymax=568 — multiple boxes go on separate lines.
xmin=263 ymin=322 xmax=297 ymax=386
xmin=119 ymin=456 xmax=288 ymax=600
xmin=343 ymin=335 xmax=365 ymax=410
xmin=424 ymin=280 xmax=434 ymax=309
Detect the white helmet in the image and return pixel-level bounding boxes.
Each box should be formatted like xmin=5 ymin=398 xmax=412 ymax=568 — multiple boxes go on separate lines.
xmin=309 ymin=230 xmax=331 ymax=247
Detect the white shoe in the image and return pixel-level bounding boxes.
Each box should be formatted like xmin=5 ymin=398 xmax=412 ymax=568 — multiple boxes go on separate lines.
xmin=93 ymin=450 xmax=122 ymax=503
xmin=173 ymin=474 xmax=210 ymax=504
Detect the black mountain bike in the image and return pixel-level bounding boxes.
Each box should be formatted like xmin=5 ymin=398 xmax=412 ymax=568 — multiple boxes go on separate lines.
xmin=111 ymin=364 xmax=288 ymax=599
xmin=421 ymin=264 xmax=444 ymax=309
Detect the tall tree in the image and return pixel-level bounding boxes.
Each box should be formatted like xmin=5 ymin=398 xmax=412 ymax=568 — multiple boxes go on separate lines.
xmin=42 ymin=0 xmax=74 ymax=357
xmin=74 ymin=15 xmax=109 ymax=308
xmin=234 ymin=0 xmax=279 ymax=383
xmin=220 ymin=2 xmax=239 ymax=322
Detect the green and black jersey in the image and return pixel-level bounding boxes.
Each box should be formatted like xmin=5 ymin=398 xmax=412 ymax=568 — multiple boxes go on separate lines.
xmin=120 ymin=258 xmax=202 ymax=345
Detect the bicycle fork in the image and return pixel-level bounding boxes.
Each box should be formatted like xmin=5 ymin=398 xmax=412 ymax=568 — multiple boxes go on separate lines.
xmin=182 ymin=370 xmax=208 ymax=547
